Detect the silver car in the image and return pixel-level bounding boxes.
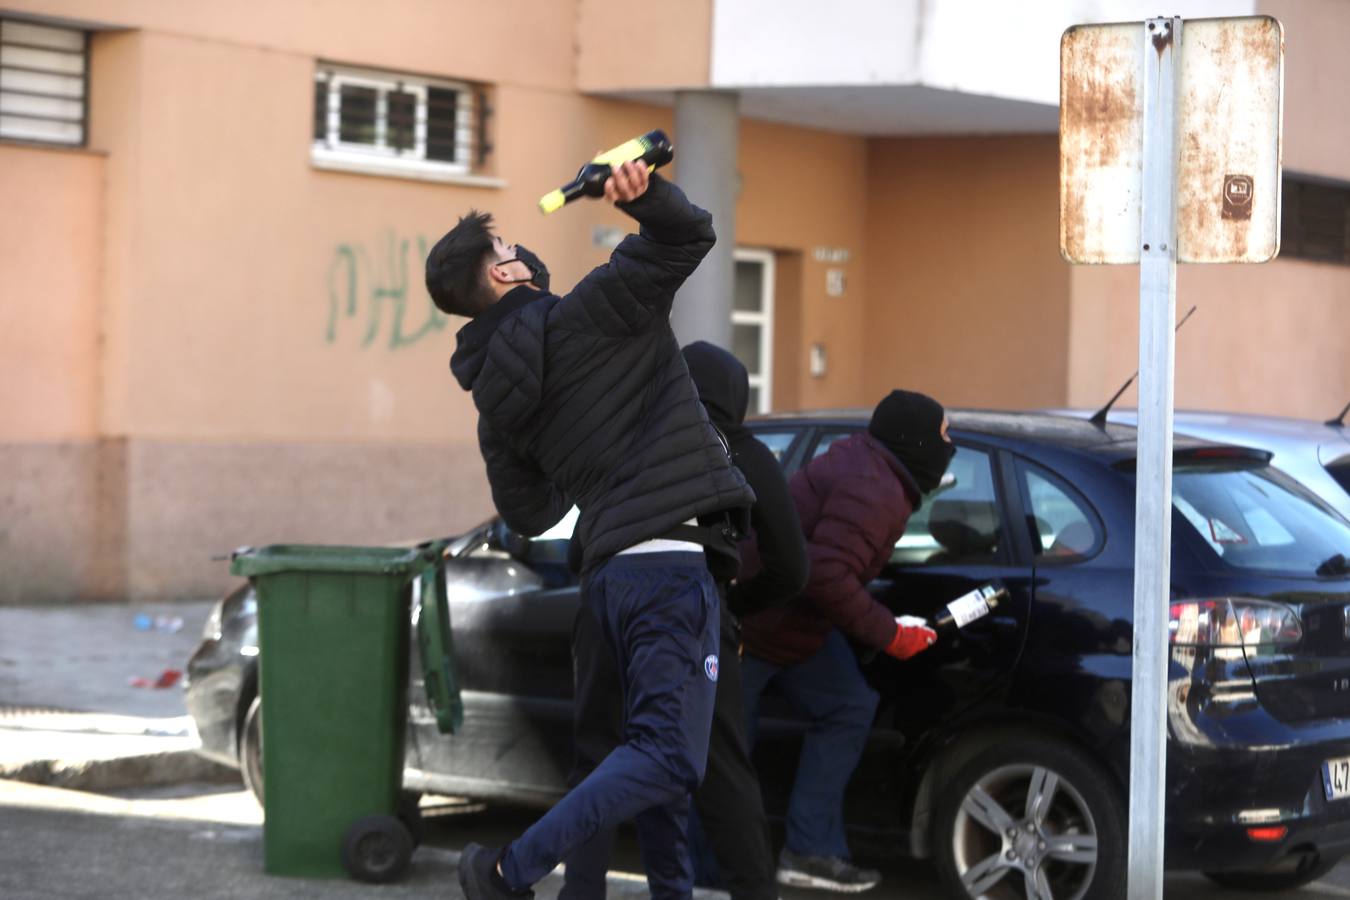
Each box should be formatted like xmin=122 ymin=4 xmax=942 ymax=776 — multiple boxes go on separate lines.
xmin=1051 ymin=406 xmax=1350 ymax=520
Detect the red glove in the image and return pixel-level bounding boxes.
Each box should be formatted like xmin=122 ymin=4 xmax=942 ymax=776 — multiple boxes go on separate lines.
xmin=884 ymin=617 xmax=937 ymax=660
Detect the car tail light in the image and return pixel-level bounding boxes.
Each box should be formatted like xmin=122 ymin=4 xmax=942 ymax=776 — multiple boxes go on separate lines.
xmin=1168 ymin=598 xmax=1302 ymax=648
xmin=1246 ymin=826 xmax=1288 ymax=843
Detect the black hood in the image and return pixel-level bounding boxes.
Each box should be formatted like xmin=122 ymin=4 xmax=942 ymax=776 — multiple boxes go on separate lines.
xmin=681 ymin=341 xmax=749 ymax=432
xmin=449 ymin=285 xmax=546 ymax=391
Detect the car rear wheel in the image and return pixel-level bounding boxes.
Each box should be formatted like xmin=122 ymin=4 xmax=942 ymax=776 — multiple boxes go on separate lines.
xmin=240 ymin=695 xmax=264 ymax=806
xmin=934 ymin=738 xmax=1125 ymax=900
xmin=1203 ymin=853 xmax=1344 ymax=891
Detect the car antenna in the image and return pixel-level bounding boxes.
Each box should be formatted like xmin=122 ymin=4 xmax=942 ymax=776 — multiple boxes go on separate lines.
xmin=1328 ymin=400 xmax=1350 ymax=428
xmin=1089 ymin=304 xmax=1197 ymax=428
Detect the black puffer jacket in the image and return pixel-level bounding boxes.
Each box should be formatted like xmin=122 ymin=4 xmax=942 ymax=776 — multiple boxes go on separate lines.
xmin=450 ymin=175 xmax=755 ymax=572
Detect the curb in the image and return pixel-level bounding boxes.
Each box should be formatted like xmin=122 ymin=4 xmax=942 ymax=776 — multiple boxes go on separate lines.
xmin=1 ymin=749 xmax=239 ymax=793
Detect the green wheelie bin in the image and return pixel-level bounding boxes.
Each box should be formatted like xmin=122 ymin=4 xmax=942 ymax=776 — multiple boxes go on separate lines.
xmin=231 ymin=541 xmax=463 ymax=883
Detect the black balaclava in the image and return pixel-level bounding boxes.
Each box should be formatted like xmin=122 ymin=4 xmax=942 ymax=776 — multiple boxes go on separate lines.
xmin=868 ymin=389 xmax=953 ymax=494
xmin=681 ymin=341 xmax=749 ymax=436
xmin=506 ymin=244 xmax=550 ymax=292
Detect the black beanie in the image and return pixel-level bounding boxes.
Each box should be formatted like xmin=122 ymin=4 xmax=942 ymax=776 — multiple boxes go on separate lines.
xmin=868 ymin=390 xmax=952 ymax=494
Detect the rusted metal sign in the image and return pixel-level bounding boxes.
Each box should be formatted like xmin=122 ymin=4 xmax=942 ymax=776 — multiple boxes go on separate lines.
xmin=1060 ymin=16 xmax=1283 ymax=264
xmin=1061 ymin=17 xmax=1286 ymax=898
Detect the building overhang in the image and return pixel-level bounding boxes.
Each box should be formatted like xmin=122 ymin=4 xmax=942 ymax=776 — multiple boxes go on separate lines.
xmin=600 ymin=83 xmax=1059 ymax=136
xmin=581 ymin=0 xmax=1260 ymax=138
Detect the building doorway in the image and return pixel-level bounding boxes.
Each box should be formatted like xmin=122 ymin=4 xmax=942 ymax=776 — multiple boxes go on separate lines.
xmin=732 ymin=249 xmax=775 ymax=414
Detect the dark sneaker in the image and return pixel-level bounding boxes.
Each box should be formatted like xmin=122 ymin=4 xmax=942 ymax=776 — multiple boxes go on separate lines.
xmin=458 ymin=842 xmax=535 ymax=900
xmin=776 ymin=849 xmax=881 ymax=893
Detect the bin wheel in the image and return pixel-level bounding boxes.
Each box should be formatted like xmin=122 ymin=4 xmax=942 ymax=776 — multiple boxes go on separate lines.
xmin=340 ymin=815 xmax=413 ymax=883
xmin=398 ymin=791 xmax=424 ymax=848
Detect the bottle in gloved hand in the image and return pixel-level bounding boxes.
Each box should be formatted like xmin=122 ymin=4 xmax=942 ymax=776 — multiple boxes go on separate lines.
xmin=884 ymin=583 xmax=1007 ymax=661
xmin=932 ymin=583 xmax=1006 ymax=633
xmin=538 ymin=129 xmax=674 ymax=214
xmin=885 ymin=615 xmax=937 ymax=660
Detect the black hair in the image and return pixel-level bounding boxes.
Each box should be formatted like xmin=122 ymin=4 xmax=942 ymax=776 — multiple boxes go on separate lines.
xmin=425 ymin=210 xmax=497 ymax=318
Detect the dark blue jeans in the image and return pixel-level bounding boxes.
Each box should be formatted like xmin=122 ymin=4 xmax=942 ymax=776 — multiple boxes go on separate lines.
xmin=740 ymin=628 xmax=879 ymax=860
xmin=500 ymin=552 xmax=719 ymax=899
xmin=561 ymin=602 xmax=777 ymax=900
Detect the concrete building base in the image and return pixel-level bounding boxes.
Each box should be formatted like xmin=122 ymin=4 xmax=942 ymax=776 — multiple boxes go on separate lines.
xmin=0 ymin=440 xmax=492 ymax=604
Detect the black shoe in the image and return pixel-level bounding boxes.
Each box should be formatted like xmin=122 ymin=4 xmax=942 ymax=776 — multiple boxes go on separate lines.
xmin=776 ymin=849 xmax=881 ymax=893
xmin=458 ymin=843 xmax=535 ymax=900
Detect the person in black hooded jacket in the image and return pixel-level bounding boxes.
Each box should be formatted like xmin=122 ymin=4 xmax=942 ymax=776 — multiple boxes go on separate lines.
xmin=559 ymin=341 xmax=808 ymax=900
xmin=427 ymin=162 xmax=755 ymax=900
xmin=683 ymin=342 xmax=811 ymax=621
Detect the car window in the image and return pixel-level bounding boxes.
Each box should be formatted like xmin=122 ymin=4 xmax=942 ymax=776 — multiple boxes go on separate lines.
xmin=1328 ymin=457 xmax=1350 ymax=496
xmin=892 ymin=446 xmax=1002 ymax=566
xmin=811 ymin=429 xmax=857 ymax=459
xmin=1172 ymin=463 xmax=1350 ymax=575
xmin=1021 ymin=463 xmax=1101 ymax=561
xmin=535 ymin=506 xmax=579 ymax=541
xmin=751 ymin=430 xmax=800 ymax=466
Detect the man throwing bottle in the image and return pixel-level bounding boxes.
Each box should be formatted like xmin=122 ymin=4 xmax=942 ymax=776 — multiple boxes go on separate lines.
xmin=425 ymin=160 xmax=755 ymax=900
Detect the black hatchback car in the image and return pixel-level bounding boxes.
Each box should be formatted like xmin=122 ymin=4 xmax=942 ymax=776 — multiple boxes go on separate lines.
xmin=186 ymin=411 xmax=1350 ymax=899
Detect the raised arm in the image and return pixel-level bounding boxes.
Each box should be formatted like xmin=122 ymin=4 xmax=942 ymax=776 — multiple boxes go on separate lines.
xmin=554 ymin=166 xmax=716 ymax=336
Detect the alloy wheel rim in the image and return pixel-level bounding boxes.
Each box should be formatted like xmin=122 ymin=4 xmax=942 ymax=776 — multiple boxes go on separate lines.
xmin=952 ymin=763 xmax=1099 ymax=900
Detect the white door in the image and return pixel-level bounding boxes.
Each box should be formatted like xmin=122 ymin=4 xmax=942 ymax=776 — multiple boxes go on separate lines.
xmin=732 ymin=249 xmax=775 ymax=414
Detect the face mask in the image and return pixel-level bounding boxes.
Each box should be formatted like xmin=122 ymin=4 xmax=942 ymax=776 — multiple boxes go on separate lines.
xmin=498 ymin=244 xmax=550 ymax=292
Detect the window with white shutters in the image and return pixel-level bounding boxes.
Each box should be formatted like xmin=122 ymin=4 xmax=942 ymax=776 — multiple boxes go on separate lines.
xmin=0 ymin=19 xmax=88 ymax=147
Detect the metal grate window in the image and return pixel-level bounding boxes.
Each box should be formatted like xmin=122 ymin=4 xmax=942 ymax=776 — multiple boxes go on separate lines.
xmin=0 ymin=18 xmax=88 ymax=146
xmin=312 ymin=63 xmax=489 ymax=177
xmin=1281 ymin=174 xmax=1350 ymax=266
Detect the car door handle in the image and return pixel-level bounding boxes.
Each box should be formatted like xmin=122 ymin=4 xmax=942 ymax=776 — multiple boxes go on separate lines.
xmin=963 ymin=615 xmax=1020 ymax=634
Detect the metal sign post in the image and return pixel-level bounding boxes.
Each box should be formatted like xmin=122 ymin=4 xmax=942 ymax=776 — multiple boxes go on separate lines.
xmin=1127 ymin=18 xmax=1180 ymax=898
xmin=1060 ymin=14 xmax=1283 ymax=899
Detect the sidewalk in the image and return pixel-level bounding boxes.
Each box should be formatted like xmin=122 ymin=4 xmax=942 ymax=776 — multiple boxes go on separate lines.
xmin=0 ymin=600 xmax=732 ymax=899
xmin=0 ymin=779 xmax=729 ymax=900
xmin=0 ymin=600 xmax=234 ymax=790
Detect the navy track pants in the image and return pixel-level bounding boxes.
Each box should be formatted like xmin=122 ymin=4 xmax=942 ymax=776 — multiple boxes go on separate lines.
xmin=560 ymin=600 xmax=777 ymax=900
xmin=499 ymin=551 xmax=720 ymax=899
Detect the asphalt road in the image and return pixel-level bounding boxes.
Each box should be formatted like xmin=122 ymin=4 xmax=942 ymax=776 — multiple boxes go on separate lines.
xmin=416 ymin=797 xmax=1350 ymax=900
xmin=4 ymin=780 xmax=1350 ymax=900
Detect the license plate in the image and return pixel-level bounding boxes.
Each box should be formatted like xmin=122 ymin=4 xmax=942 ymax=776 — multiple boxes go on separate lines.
xmin=1323 ymin=756 xmax=1350 ymax=801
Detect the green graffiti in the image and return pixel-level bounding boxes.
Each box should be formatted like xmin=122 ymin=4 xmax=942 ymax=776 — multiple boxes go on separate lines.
xmin=326 ymin=230 xmax=449 ymax=350
xmin=325 ymin=245 xmax=363 ymax=343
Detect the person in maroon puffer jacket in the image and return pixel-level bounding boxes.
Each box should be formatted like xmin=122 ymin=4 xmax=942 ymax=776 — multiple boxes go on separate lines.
xmin=739 ymin=390 xmax=955 ymax=893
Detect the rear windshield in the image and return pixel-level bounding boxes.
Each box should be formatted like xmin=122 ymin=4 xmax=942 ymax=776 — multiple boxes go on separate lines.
xmin=1328 ymin=458 xmax=1350 ymax=496
xmin=1172 ymin=463 xmax=1350 ymax=575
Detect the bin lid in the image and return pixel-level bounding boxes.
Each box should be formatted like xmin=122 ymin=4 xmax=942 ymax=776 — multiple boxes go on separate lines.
xmin=415 ymin=554 xmax=464 ymax=734
xmin=230 ymin=544 xmax=434 ymax=578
